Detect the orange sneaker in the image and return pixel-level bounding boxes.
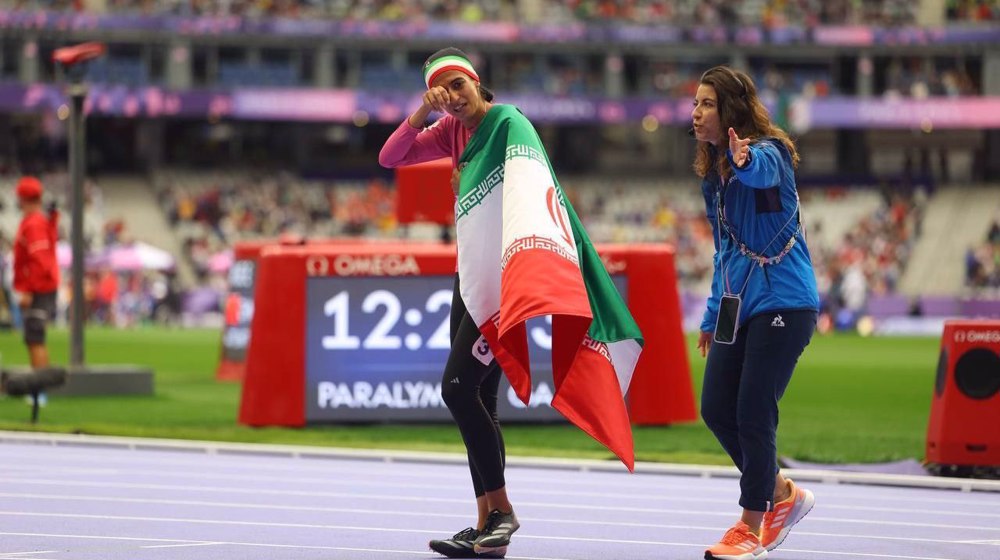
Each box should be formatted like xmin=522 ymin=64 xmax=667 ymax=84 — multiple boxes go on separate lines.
xmin=761 ymin=479 xmax=815 ymax=552
xmin=704 ymin=521 xmax=767 ymax=560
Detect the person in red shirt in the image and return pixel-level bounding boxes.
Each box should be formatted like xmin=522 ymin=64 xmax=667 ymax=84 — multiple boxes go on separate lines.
xmin=13 ymin=176 xmax=60 ymax=369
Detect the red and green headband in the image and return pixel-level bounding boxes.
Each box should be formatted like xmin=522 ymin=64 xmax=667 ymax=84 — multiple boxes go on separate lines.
xmin=423 ymin=55 xmax=480 ymax=89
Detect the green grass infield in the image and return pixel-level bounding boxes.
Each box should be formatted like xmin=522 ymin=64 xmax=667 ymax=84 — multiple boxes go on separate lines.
xmin=0 ymin=327 xmax=939 ymax=466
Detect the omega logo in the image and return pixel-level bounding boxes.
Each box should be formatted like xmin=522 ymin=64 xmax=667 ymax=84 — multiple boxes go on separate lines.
xmin=954 ymin=330 xmax=1000 ymax=344
xmin=305 ymin=254 xmax=423 ymax=277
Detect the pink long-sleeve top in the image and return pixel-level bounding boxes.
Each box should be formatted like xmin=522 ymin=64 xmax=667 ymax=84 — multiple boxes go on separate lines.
xmin=378 ymin=115 xmax=473 ymax=170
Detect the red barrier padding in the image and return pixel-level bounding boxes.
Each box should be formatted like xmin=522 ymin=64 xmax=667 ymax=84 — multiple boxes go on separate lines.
xmin=216 ymin=238 xmax=367 ymax=382
xmin=599 ymin=245 xmax=696 ymax=425
xmin=216 ymin=241 xmax=277 ymax=381
xmin=238 ymin=244 xmax=458 ymax=426
xmin=926 ymin=320 xmax=1000 ymax=467
xmin=238 ymin=243 xmax=696 ymax=427
xmin=395 ymin=158 xmax=454 ymax=225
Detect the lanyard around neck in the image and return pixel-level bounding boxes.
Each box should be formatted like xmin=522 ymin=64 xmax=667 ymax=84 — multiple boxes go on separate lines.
xmin=716 ymin=175 xmax=802 ymax=273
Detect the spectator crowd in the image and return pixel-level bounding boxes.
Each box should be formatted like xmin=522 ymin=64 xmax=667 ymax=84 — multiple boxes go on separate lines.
xmin=966 ymin=218 xmax=1000 ymax=292
xmin=0 ymin=167 xmax=181 ymax=330
xmin=14 ymin=0 xmax=1000 ymax=25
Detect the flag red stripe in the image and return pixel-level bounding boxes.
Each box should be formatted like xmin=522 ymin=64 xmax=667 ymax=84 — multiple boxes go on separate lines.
xmin=496 ymin=248 xmax=589 ymax=404
xmin=478 ymin=318 xmax=531 ymax=404
xmin=499 ymin=248 xmax=590 ymax=337
xmin=552 ymin=344 xmax=636 ymax=471
xmin=494 ymin=246 xmax=634 ymax=471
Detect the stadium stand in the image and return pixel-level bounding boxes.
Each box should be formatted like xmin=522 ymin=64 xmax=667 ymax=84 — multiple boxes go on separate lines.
xmin=0 ymin=0 xmax=998 ymax=329
xmin=14 ymin=0 xmax=930 ymax=25
xmin=900 ymin=185 xmax=1000 ymax=295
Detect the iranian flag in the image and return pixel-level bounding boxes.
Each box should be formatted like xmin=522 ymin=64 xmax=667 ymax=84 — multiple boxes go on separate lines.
xmin=456 ymin=105 xmax=644 ymax=471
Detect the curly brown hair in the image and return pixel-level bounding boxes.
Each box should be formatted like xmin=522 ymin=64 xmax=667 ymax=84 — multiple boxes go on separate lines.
xmin=693 ymin=65 xmax=799 ymax=179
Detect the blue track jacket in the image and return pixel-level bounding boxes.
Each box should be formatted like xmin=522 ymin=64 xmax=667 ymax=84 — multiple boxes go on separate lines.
xmin=700 ymin=139 xmax=820 ymax=333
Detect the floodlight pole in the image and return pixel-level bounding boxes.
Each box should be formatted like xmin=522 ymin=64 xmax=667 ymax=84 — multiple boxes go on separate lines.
xmin=67 ymin=81 xmax=86 ymax=368
xmin=54 ymin=42 xmax=105 ymax=370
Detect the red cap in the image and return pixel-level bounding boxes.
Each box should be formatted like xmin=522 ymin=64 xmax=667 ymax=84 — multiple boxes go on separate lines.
xmin=15 ymin=176 xmax=43 ymax=200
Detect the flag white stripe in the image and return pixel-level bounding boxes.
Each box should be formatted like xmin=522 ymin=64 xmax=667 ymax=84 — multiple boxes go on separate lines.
xmin=607 ymin=339 xmax=641 ymax=396
xmin=456 ymin=180 xmax=503 ymax=329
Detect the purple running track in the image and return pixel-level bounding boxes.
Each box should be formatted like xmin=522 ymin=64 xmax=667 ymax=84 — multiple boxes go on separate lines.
xmin=0 ymin=437 xmax=998 ymax=560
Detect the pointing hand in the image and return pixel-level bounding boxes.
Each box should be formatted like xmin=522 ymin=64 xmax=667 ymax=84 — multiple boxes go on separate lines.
xmin=729 ymin=127 xmax=751 ymax=169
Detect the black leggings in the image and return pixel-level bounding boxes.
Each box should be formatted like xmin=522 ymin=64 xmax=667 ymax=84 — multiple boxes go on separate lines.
xmin=441 ymin=274 xmax=506 ymax=497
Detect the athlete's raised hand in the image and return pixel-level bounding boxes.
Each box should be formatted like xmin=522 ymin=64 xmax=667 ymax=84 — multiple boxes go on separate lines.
xmin=422 ymin=86 xmax=450 ymax=113
xmin=408 ymin=86 xmax=450 ymax=127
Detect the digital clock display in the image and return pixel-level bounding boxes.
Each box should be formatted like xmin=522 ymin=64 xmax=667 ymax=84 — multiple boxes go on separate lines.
xmin=304 ymin=274 xmax=626 ymax=422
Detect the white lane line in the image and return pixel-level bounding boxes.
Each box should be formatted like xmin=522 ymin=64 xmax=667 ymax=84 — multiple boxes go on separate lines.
xmin=140 ymin=542 xmax=224 ymax=549
xmin=0 ymin=452 xmax=746 ymax=496
xmin=1 ymin=446 xmax=993 ymax=496
xmin=2 ymin=432 xmax=998 ymax=496
xmin=778 ymin=550 xmax=963 ymax=560
xmin=1 ymin=479 xmax=998 ymax=533
xmin=0 ymin=510 xmax=990 ymax=558
xmin=195 ymin=541 xmax=577 ymax=560
xmin=0 ymin=532 xmax=976 ymax=560
xmin=0 ymin=533 xmax=575 ymax=560
xmin=0 ymin=492 xmax=995 ymax=545
xmin=0 ymin=476 xmax=996 ymax=522
xmin=0 ymin=448 xmax=613 ymax=482
xmin=8 ymin=468 xmax=996 ymax=519
xmin=0 ymin=553 xmax=60 ymax=558
xmin=1 ymin=448 xmax=996 ymax=507
xmin=0 ymin=467 xmax=118 ymax=476
xmin=0 ymin=510 xmax=783 ymax=540
xmin=0 ymin=532 xmax=205 ymax=544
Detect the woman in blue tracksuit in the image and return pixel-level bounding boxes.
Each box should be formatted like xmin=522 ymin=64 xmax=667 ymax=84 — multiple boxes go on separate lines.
xmin=692 ymin=66 xmax=820 ymax=560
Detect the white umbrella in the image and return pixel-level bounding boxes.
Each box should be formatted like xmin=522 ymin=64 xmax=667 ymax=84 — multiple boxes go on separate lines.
xmin=102 ymin=241 xmax=176 ymax=271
